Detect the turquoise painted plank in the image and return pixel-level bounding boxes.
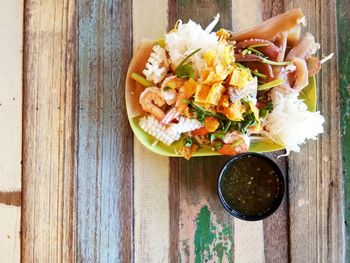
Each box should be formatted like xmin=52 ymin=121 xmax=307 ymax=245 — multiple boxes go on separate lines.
xmin=77 ymin=0 xmax=133 ymax=262
xmin=337 ymin=0 xmax=350 ymax=261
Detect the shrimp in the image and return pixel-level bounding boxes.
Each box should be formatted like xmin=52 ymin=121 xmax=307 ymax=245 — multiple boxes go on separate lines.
xmin=219 ymin=132 xmax=250 ymax=155
xmin=139 ymin=87 xmax=166 ymax=120
xmin=161 ymin=76 xmax=180 ymax=105
xmin=161 ymin=88 xmax=188 ymax=125
xmin=161 ymin=78 xmax=197 ymax=125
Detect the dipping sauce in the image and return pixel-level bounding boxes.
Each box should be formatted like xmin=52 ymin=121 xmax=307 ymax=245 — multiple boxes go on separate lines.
xmin=218 ymin=153 xmax=284 ymax=220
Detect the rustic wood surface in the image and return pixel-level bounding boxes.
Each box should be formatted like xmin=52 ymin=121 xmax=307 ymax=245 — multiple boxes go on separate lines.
xmin=0 ymin=0 xmax=23 ymax=261
xmin=338 ymin=0 xmax=350 ymax=260
xmin=76 ymin=0 xmax=133 ymax=261
xmin=0 ymin=0 xmax=347 ymax=262
xmin=22 ymin=0 xmax=76 ymax=261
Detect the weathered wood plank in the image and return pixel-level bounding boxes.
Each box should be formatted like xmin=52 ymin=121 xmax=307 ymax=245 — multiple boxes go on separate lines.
xmin=0 ymin=2 xmax=23 ymax=261
xmin=0 ymin=205 xmax=20 ymax=262
xmin=0 ymin=0 xmax=23 ymax=193
xmin=337 ymin=0 xmax=350 ymax=260
xmin=76 ymin=0 xmax=133 ymax=261
xmin=169 ymin=2 xmax=235 ymax=262
xmin=286 ymin=0 xmax=344 ymax=262
xmin=132 ymin=1 xmax=170 ymax=262
xmin=259 ymin=2 xmax=290 ymax=262
xmin=22 ymin=0 xmax=77 ymax=261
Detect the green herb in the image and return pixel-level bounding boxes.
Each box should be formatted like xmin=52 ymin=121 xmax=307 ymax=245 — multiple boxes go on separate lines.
xmin=183 ymin=137 xmax=193 ymax=147
xmin=163 ymin=86 xmax=171 ymax=91
xmin=131 ymin=73 xmax=153 ymax=87
xmin=248 ymin=43 xmax=270 ymax=48
xmin=247 ymin=47 xmax=265 ymax=57
xmin=251 ymin=70 xmax=267 ymax=79
xmin=242 ymin=49 xmax=251 ymax=55
xmin=175 ymin=48 xmax=201 ymax=79
xmin=214 ymin=141 xmax=223 ymax=150
xmin=231 ymin=138 xmax=244 ymax=147
xmin=210 ymin=130 xmax=225 ymax=143
xmin=223 ymin=120 xmax=232 ymax=133
xmin=176 ymin=63 xmax=195 ymax=79
xmin=236 ymin=62 xmax=245 ymax=68
xmin=258 ymin=79 xmax=285 ymax=91
xmin=259 ymin=110 xmax=269 ymax=119
xmin=230 ymin=112 xmax=257 ymax=134
xmin=259 ymin=101 xmax=273 ymax=119
xmin=186 ymin=100 xmax=226 ymax=122
xmin=261 ymin=58 xmax=291 ymax=66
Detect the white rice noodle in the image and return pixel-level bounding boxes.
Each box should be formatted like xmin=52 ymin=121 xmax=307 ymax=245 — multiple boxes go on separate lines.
xmin=263 ymin=90 xmax=325 ymax=154
xmin=165 ymin=16 xmax=220 ymax=73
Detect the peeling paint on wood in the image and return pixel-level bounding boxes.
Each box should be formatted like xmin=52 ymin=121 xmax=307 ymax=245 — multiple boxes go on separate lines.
xmin=180 ymin=201 xmax=233 ymax=263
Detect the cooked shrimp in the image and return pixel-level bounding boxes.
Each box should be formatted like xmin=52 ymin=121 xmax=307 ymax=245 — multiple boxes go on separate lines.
xmin=139 ymin=87 xmax=166 ymax=120
xmin=161 ymin=76 xmax=179 ymax=105
xmin=161 ymin=88 xmax=188 ymax=124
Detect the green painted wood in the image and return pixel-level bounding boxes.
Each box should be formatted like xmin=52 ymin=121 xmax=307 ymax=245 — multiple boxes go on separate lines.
xmin=168 ymin=1 xmax=234 ymax=262
xmin=76 ymin=0 xmax=133 ymax=261
xmin=337 ymin=0 xmax=350 ymax=261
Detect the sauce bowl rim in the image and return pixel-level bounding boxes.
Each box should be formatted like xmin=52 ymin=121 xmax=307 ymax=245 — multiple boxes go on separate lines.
xmin=217 ymin=152 xmax=285 ymax=221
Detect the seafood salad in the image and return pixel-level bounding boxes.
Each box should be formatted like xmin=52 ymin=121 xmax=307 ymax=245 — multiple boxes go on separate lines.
xmin=127 ymin=9 xmax=329 ymax=159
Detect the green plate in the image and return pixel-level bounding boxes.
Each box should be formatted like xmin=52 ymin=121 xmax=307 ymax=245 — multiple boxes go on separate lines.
xmin=128 ymin=77 xmax=316 ymax=157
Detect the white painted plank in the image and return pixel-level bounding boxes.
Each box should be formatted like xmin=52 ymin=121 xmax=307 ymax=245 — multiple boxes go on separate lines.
xmin=0 ymin=0 xmax=23 ymax=192
xmin=0 ymin=1 xmax=23 ymax=262
xmin=132 ymin=0 xmax=170 ymax=262
xmin=231 ymin=2 xmax=266 ymax=263
xmin=0 ymin=205 xmax=21 ymax=263
xmin=234 ymin=219 xmax=265 ymax=263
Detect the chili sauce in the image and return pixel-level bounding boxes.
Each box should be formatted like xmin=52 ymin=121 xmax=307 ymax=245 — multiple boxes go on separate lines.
xmin=219 ymin=154 xmax=282 ymax=217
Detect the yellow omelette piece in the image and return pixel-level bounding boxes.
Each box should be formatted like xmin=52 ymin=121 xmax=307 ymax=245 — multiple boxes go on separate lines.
xmin=229 ymin=67 xmax=252 ymax=88
xmin=206 ymin=82 xmax=225 ymax=106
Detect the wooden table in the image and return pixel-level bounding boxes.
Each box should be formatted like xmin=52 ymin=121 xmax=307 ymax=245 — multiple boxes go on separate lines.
xmin=0 ymin=0 xmax=349 ymax=262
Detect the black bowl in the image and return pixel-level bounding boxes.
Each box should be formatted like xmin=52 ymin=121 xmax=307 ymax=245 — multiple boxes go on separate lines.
xmin=217 ymin=152 xmax=285 ymax=221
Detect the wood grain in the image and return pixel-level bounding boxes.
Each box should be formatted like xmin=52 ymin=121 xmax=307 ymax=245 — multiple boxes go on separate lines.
xmin=260 ymin=2 xmax=290 ymax=262
xmin=132 ymin=1 xmax=170 ymax=262
xmin=169 ymin=2 xmax=235 ymax=262
xmin=337 ymin=0 xmax=350 ymax=260
xmin=22 ymin=0 xmax=77 ymax=262
xmin=285 ymin=0 xmax=344 ymax=262
xmin=0 ymin=1 xmax=23 ymax=261
xmin=76 ymin=0 xmax=133 ymax=261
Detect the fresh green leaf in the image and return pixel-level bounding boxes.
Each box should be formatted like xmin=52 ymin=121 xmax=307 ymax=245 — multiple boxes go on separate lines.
xmin=163 ymin=86 xmax=171 ymax=91
xmin=175 ymin=48 xmax=201 ymax=79
xmin=176 ymin=62 xmax=195 ymax=79
xmin=223 ymin=120 xmax=232 ymax=133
